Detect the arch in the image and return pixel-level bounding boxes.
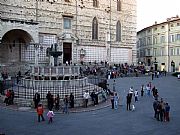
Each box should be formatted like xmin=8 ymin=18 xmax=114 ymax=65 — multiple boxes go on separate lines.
xmin=116 ymin=21 xmax=121 ymax=42
xmin=92 ymin=17 xmax=98 ymax=40
xmin=0 ymin=29 xmax=34 ymax=63
xmin=2 ymin=29 xmax=34 ymax=44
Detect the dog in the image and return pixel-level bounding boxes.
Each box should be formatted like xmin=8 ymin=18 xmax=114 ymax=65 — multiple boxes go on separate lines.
xmin=132 ymin=104 xmax=135 ymax=111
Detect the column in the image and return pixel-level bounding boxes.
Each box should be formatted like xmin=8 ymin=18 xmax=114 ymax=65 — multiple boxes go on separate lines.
xmin=34 ymin=43 xmax=39 ymax=66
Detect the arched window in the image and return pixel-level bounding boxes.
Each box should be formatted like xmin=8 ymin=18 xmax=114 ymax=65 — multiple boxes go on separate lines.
xmin=116 ymin=21 xmax=121 ymax=42
xmin=92 ymin=17 xmax=98 ymax=40
xmin=93 ymin=0 xmax=98 ymax=7
xmin=117 ymin=0 xmax=121 ymax=11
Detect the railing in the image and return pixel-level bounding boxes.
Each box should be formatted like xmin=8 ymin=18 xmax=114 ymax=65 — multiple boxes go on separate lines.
xmin=0 ymin=77 xmax=106 ymax=101
xmin=21 ymin=77 xmax=88 ymax=89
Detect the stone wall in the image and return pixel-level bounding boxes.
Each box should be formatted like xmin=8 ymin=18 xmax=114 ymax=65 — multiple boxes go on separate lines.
xmin=0 ymin=0 xmax=137 ymax=64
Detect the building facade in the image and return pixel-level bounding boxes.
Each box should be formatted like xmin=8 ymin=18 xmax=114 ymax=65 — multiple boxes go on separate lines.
xmin=137 ymin=16 xmax=180 ymax=72
xmin=0 ymin=0 xmax=136 ymax=66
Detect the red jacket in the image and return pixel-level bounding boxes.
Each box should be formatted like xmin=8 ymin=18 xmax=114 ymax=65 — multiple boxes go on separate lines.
xmin=37 ymin=106 xmax=44 ymax=115
xmin=6 ymin=91 xmax=11 ymax=98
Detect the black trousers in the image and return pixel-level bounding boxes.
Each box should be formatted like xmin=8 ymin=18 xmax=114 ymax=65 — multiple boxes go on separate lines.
xmin=85 ymin=99 xmax=88 ymax=108
xmin=38 ymin=114 xmax=45 ymax=122
xmin=127 ymin=103 xmax=131 ymax=110
xmin=111 ymin=99 xmax=114 ymax=109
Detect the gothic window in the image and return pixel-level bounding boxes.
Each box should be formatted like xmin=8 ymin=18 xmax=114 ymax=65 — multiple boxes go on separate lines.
xmin=92 ymin=17 xmax=98 ymax=40
xmin=116 ymin=21 xmax=121 ymax=42
xmin=117 ymin=0 xmax=121 ymax=11
xmin=93 ymin=0 xmax=98 ymax=7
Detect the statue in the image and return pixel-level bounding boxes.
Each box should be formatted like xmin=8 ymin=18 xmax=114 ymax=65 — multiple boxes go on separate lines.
xmin=46 ymin=43 xmax=62 ymax=66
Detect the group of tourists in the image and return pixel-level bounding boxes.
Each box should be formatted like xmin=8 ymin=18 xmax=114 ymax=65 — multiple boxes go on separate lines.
xmin=142 ymin=81 xmax=170 ymax=122
xmin=33 ymin=91 xmax=75 ymax=123
xmin=153 ymin=98 xmax=170 ymax=122
xmin=124 ymin=81 xmax=171 ymax=122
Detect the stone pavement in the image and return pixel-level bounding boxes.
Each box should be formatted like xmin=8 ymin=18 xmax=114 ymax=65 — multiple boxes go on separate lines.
xmin=0 ymin=75 xmax=180 ymax=135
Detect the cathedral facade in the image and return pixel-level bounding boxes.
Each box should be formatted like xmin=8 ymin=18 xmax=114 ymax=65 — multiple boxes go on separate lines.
xmin=0 ymin=0 xmax=136 ymax=66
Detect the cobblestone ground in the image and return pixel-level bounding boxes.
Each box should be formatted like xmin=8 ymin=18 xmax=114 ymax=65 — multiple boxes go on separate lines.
xmin=0 ymin=75 xmax=180 ymax=135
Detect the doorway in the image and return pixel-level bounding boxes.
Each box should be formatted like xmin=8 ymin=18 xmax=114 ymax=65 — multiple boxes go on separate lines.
xmin=63 ymin=43 xmax=72 ymax=64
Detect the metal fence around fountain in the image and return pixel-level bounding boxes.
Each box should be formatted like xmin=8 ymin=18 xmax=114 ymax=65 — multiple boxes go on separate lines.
xmin=0 ymin=76 xmax=106 ymax=101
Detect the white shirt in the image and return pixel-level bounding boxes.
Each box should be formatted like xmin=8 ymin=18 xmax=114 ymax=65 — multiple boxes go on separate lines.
xmin=83 ymin=92 xmax=90 ymax=99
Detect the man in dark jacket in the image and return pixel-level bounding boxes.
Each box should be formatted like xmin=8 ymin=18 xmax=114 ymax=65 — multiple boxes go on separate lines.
xmin=46 ymin=91 xmax=52 ymax=110
xmin=126 ymin=93 xmax=132 ymax=111
xmin=33 ymin=91 xmax=40 ymax=108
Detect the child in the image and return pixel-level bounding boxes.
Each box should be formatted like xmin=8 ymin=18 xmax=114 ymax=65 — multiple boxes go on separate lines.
xmin=37 ymin=103 xmax=45 ymax=122
xmin=47 ymin=109 xmax=55 ymax=124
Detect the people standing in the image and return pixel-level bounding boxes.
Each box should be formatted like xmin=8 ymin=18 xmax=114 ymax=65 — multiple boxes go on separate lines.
xmin=113 ymin=80 xmax=116 ymax=91
xmin=134 ymin=89 xmax=138 ymax=102
xmin=4 ymin=90 xmax=11 ymax=106
xmin=152 ymin=86 xmax=156 ymax=98
xmin=47 ymin=109 xmax=55 ymax=124
xmin=83 ymin=90 xmax=90 ymax=108
xmin=54 ymin=94 xmax=60 ymax=111
xmin=36 ymin=103 xmax=45 ymax=122
xmin=33 ymin=90 xmax=40 ymax=108
xmin=126 ymin=93 xmax=132 ymax=111
xmin=9 ymin=90 xmax=14 ymax=105
xmin=146 ymin=84 xmax=151 ymax=96
xmin=69 ymin=93 xmax=74 ymax=108
xmin=164 ymin=102 xmax=170 ymax=122
xmin=129 ymin=86 xmax=134 ymax=100
xmin=141 ymin=85 xmax=144 ymax=97
xmin=160 ymin=98 xmax=165 ymax=122
xmin=153 ymin=99 xmax=158 ymax=119
xmin=110 ymin=92 xmax=114 ymax=109
xmin=49 ymin=95 xmax=54 ymax=110
xmin=63 ymin=95 xmax=69 ymax=114
xmin=90 ymin=90 xmax=96 ymax=106
xmin=152 ymin=72 xmax=154 ymax=80
xmin=114 ymin=92 xmax=119 ymax=109
xmin=156 ymin=101 xmax=161 ymax=121
xmin=46 ymin=91 xmax=52 ymax=110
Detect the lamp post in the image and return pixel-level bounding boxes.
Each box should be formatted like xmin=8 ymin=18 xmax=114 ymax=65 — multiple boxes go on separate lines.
xmin=34 ymin=43 xmax=39 ymax=66
xmin=79 ymin=48 xmax=86 ymax=65
xmin=105 ymin=1 xmax=111 ymax=64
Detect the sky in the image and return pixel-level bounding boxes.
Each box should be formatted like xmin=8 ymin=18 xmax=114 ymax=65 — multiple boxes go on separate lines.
xmin=137 ymin=0 xmax=180 ymax=31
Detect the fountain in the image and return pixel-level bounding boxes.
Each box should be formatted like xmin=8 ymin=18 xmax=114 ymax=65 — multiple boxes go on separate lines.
xmin=11 ymin=44 xmax=106 ymax=107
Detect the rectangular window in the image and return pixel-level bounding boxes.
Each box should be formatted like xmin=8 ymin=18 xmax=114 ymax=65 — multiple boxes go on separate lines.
xmin=170 ymin=49 xmax=174 ymax=56
xmin=176 ymin=34 xmax=180 ymax=40
xmin=160 ymin=36 xmax=165 ymax=43
xmin=160 ymin=48 xmax=164 ymax=56
xmin=63 ymin=17 xmax=71 ymax=29
xmin=171 ymin=35 xmax=175 ymax=42
xmin=147 ymin=49 xmax=150 ymax=56
xmin=154 ymin=48 xmax=157 ymax=57
xmin=147 ymin=37 xmax=151 ymax=45
xmin=177 ymin=48 xmax=179 ymax=55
